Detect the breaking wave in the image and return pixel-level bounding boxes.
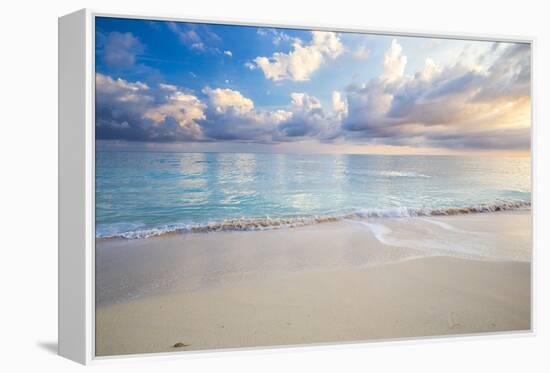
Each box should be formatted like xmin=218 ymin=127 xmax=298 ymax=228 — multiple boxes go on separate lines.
xmin=372 ymin=170 xmax=431 ymax=178
xmin=96 ymin=199 xmax=531 ymax=240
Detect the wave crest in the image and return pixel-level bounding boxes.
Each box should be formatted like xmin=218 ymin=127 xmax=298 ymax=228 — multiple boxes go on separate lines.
xmin=96 ymin=200 xmax=531 ymax=240
xmin=374 ymin=171 xmax=430 ymax=178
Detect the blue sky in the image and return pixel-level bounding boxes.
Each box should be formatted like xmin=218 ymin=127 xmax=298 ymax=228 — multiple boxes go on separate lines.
xmin=95 ymin=17 xmax=531 ymax=155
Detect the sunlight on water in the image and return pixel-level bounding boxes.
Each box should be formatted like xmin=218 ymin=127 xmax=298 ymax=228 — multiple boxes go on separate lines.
xmin=95 ymin=152 xmax=531 ymax=238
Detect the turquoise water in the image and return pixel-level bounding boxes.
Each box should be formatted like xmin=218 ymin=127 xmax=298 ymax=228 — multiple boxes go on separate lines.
xmin=95 ymin=151 xmax=531 ymax=238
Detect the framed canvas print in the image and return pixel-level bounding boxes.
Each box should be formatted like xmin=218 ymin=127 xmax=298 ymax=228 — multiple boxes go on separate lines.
xmin=58 ymin=9 xmax=533 ymax=364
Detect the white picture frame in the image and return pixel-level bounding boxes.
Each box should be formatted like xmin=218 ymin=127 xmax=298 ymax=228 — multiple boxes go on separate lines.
xmin=58 ymin=8 xmax=534 ymax=365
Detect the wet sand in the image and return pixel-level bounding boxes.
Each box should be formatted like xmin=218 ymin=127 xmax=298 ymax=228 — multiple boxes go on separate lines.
xmin=95 ymin=211 xmax=531 ymax=356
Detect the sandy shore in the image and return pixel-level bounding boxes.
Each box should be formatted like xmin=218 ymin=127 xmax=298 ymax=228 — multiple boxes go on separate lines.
xmin=95 ymin=211 xmax=531 ymax=356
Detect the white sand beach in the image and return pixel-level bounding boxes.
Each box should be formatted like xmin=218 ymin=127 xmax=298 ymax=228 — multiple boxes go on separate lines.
xmin=95 ymin=210 xmax=531 ymax=356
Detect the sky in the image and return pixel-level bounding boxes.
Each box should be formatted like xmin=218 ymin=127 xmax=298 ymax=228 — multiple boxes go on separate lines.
xmin=95 ymin=17 xmax=531 ymax=156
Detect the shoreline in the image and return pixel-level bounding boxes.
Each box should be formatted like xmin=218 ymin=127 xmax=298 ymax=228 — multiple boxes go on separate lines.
xmin=96 ymin=202 xmax=531 ymax=240
xmin=96 ymin=211 xmax=531 ymax=356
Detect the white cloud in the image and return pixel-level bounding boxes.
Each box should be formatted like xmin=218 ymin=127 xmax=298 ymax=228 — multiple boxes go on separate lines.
xmin=254 ymin=31 xmax=343 ymax=81
xmin=167 ymin=22 xmax=222 ymax=53
xmin=277 ymin=92 xmax=342 ymax=139
xmin=268 ymin=110 xmax=294 ymax=123
xmin=202 ymin=87 xmax=254 ymax=115
xmin=95 ymin=74 xmax=151 ymax=103
xmin=244 ymin=62 xmax=256 ymax=70
xmin=271 ymin=30 xmax=296 ymax=45
xmin=311 ymin=31 xmax=344 ymax=59
xmin=342 ymin=39 xmax=410 ymax=134
xmin=200 ymin=90 xmax=340 ymax=141
xmin=342 ymin=40 xmax=531 ymax=151
xmin=256 ymin=28 xmax=296 ymax=45
xmin=290 ymin=92 xmax=322 ymax=112
xmin=332 ymin=91 xmax=348 ymax=118
xmin=223 ymin=50 xmax=233 ymax=57
xmin=201 ymin=87 xmax=292 ymax=141
xmin=95 ymin=73 xmax=205 ymax=141
xmin=144 ymin=86 xmax=206 ymax=137
xmin=96 ymin=38 xmax=531 ymax=152
xmin=102 ymin=32 xmax=144 ymax=68
xmin=417 ymin=58 xmax=441 ymax=81
xmin=382 ymin=39 xmax=408 ymax=82
xmin=168 ymin=22 xmax=203 ymax=49
xmin=158 ymin=83 xmax=177 ymax=91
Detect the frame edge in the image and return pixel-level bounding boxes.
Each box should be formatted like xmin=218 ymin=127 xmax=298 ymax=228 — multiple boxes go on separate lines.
xmin=58 ymin=8 xmax=92 ymax=365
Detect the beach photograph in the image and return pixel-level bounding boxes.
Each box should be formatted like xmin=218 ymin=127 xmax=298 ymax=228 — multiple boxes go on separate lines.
xmin=94 ymin=17 xmax=531 ymax=356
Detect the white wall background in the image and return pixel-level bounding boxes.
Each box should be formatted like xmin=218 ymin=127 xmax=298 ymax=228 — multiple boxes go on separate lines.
xmin=0 ymin=0 xmax=548 ymax=371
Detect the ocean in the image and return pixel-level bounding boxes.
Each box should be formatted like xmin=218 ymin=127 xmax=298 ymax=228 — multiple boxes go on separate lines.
xmin=95 ymin=151 xmax=531 ymax=239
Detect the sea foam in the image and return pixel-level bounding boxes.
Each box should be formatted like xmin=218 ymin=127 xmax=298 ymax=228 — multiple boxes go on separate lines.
xmin=96 ymin=199 xmax=531 ymax=240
